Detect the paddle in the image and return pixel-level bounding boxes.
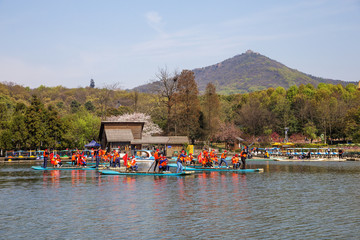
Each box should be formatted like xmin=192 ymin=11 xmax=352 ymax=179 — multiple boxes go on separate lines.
xmin=147 ymin=160 xmax=155 ymax=172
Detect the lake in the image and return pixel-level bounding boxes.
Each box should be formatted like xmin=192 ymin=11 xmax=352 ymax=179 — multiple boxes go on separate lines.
xmin=0 ymin=161 xmax=359 ymax=239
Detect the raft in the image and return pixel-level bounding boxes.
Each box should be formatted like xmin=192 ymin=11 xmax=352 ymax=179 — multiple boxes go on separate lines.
xmin=31 ymin=166 xmax=97 ymax=171
xmin=99 ymin=170 xmax=194 ymax=176
xmin=167 ymin=164 xmax=264 ymax=172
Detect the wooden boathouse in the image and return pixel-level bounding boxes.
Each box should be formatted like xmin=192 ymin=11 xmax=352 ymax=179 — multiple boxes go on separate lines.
xmin=99 ymin=121 xmax=189 ymax=156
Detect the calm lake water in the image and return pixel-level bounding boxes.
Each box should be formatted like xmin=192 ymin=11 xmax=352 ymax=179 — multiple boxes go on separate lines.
xmin=0 ymin=161 xmax=359 ymax=239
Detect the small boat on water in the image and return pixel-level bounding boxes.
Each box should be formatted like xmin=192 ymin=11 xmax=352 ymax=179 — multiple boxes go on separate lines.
xmin=167 ymin=164 xmax=264 ymax=172
xmin=31 ymin=166 xmax=97 ymax=171
xmin=99 ymin=169 xmax=194 ymax=176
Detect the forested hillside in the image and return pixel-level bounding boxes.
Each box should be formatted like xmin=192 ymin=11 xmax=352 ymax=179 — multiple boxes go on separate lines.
xmin=1 ymin=76 xmax=360 ymax=152
xmin=134 ymin=50 xmax=353 ymax=94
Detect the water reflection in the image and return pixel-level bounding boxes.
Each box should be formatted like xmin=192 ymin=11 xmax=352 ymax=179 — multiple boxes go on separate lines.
xmin=1 ymin=162 xmax=360 ymax=239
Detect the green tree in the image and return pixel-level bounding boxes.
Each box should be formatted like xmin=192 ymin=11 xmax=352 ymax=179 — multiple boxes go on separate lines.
xmin=25 ymin=95 xmax=46 ymax=149
xmin=174 ymin=70 xmax=201 ymax=142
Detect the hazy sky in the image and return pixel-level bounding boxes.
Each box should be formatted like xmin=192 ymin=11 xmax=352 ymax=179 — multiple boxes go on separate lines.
xmin=0 ymin=0 xmax=359 ymax=89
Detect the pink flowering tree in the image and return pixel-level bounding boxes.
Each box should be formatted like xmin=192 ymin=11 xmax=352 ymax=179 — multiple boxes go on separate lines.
xmin=107 ymin=112 xmax=162 ymax=136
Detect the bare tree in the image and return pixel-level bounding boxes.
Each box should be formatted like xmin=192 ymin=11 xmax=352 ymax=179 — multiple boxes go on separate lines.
xmin=97 ymin=82 xmax=121 ymax=120
xmin=152 ymin=67 xmax=179 ymax=134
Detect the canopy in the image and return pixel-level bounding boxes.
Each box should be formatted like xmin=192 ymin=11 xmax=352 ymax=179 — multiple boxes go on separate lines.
xmin=84 ymin=140 xmax=101 ymax=148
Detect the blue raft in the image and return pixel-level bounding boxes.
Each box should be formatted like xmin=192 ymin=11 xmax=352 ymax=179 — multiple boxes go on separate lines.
xmin=31 ymin=166 xmax=97 ymax=171
xmin=99 ymin=170 xmax=194 ymax=176
xmin=167 ymin=164 xmax=264 ymax=172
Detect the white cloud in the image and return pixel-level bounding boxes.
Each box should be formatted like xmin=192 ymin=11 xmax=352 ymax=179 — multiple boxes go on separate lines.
xmin=145 ymin=11 xmax=166 ymax=35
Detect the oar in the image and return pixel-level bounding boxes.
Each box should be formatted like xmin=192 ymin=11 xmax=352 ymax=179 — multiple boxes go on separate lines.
xmin=147 ymin=160 xmax=155 ymax=172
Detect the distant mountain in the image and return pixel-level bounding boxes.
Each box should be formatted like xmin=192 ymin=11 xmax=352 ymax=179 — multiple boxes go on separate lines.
xmin=133 ymin=50 xmax=354 ymax=94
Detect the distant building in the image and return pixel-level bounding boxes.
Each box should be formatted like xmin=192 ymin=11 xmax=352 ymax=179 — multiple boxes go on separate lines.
xmin=99 ymin=121 xmax=189 ymax=156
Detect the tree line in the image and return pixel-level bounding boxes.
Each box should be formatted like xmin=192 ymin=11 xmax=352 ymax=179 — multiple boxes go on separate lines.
xmin=0 ymin=72 xmax=359 ymax=151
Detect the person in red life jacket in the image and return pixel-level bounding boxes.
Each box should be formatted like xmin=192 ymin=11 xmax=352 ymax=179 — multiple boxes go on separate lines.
xmin=232 ymin=154 xmax=240 ymax=169
xmin=80 ymin=154 xmax=87 ymax=166
xmin=43 ymin=149 xmax=49 ymax=168
xmin=240 ymin=149 xmax=247 ymax=169
xmin=176 ymin=150 xmax=186 ymax=173
xmin=130 ymin=156 xmax=138 ymax=171
xmin=218 ymin=150 xmax=229 ymax=168
xmin=122 ymin=152 xmax=128 ymax=167
xmin=153 ymin=149 xmax=160 ymax=172
xmin=159 ymin=154 xmax=169 ymax=172
xmin=50 ymin=152 xmax=55 ymax=166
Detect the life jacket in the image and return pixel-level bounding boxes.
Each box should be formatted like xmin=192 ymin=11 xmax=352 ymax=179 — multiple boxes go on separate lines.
xmin=126 ymin=161 xmax=132 ymax=168
xmin=221 ymin=153 xmax=227 ymax=159
xmin=160 ymin=158 xmax=167 ymax=167
xmin=71 ymin=154 xmax=76 ymax=161
xmin=178 ymin=153 xmax=186 ymax=162
xmin=154 ymin=151 xmax=159 ymax=160
xmin=240 ymin=151 xmax=247 ymax=158
xmin=232 ymin=157 xmax=239 ymax=164
xmin=44 ymin=151 xmax=49 ymax=158
xmin=131 ymin=159 xmax=136 ymax=166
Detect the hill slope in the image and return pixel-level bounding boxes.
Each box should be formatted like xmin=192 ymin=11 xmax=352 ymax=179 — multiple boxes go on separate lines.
xmin=134 ymin=50 xmax=353 ymax=94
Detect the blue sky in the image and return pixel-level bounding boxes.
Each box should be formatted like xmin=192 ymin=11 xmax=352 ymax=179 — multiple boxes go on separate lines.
xmin=0 ymin=0 xmax=359 ymax=89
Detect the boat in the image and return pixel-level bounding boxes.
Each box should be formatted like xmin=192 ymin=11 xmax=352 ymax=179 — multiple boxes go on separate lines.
xmin=31 ymin=166 xmax=97 ymax=171
xmin=98 ymin=169 xmax=194 ymax=176
xmin=167 ymin=164 xmax=264 ymax=172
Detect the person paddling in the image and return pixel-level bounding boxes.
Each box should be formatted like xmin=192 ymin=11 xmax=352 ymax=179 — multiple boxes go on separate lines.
xmin=218 ymin=150 xmax=228 ymax=168
xmin=176 ymin=150 xmax=186 ymax=173
xmin=153 ymin=149 xmax=160 ymax=172
xmin=43 ymin=149 xmax=49 ymax=168
xmin=240 ymin=149 xmax=247 ymax=169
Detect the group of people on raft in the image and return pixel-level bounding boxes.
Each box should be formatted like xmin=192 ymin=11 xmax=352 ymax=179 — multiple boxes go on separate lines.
xmin=42 ymin=146 xmax=249 ymax=172
xmin=42 ymin=149 xmax=63 ymax=168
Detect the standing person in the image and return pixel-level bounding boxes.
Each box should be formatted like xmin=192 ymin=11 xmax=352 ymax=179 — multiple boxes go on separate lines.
xmin=122 ymin=152 xmax=128 ymax=167
xmin=218 ymin=150 xmax=228 ymax=168
xmin=43 ymin=149 xmax=49 ymax=168
xmin=94 ymin=148 xmax=100 ymax=168
xmin=338 ymin=149 xmax=343 ymax=159
xmin=71 ymin=152 xmax=77 ymax=165
xmin=114 ymin=150 xmax=120 ymax=167
xmin=153 ymin=149 xmax=160 ymax=172
xmin=176 ymin=150 xmax=186 ymax=173
xmin=240 ymin=148 xmax=247 ymax=169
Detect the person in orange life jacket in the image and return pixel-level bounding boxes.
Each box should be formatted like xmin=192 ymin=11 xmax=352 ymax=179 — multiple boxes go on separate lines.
xmin=189 ymin=153 xmax=195 ymax=166
xmin=71 ymin=152 xmax=77 ymax=165
xmin=210 ymin=149 xmax=218 ymax=164
xmin=159 ymin=154 xmax=169 ymax=172
xmin=130 ymin=156 xmax=138 ymax=171
xmin=232 ymin=154 xmax=240 ymax=169
xmin=218 ymin=150 xmax=229 ymax=167
xmin=43 ymin=149 xmax=49 ymax=168
xmin=240 ymin=149 xmax=247 ymax=169
xmin=114 ymin=150 xmax=120 ymax=167
xmin=153 ymin=149 xmax=160 ymax=172
xmin=177 ymin=150 xmax=186 ymax=173
xmin=55 ymin=154 xmax=62 ymax=167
